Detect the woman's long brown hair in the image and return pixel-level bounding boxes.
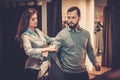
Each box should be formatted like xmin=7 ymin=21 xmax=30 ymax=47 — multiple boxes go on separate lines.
xmin=15 ymin=8 xmax=38 ymax=48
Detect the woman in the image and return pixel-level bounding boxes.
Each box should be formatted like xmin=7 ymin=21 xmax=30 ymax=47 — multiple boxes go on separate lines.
xmin=15 ymin=8 xmax=56 ymax=80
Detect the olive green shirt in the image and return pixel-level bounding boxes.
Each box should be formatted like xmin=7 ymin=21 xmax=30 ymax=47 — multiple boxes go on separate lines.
xmin=54 ymin=26 xmax=97 ymax=73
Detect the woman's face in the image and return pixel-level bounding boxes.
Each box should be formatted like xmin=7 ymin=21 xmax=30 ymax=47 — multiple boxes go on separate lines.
xmin=28 ymin=13 xmax=38 ymax=29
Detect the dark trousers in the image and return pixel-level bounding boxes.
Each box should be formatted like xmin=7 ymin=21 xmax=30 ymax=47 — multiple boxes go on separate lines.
xmin=24 ymin=69 xmax=39 ymax=80
xmin=64 ymin=71 xmax=89 ymax=80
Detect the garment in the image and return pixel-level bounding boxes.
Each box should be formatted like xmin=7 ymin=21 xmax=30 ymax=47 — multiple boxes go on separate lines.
xmin=21 ymin=28 xmax=53 ymax=70
xmin=25 ymin=69 xmax=39 ymax=80
xmin=54 ymin=26 xmax=97 ymax=73
xmin=64 ymin=71 xmax=89 ymax=80
xmin=48 ymin=52 xmax=65 ymax=80
xmin=94 ymin=23 xmax=104 ymax=56
xmin=21 ymin=28 xmax=65 ymax=80
xmin=37 ymin=52 xmax=65 ymax=80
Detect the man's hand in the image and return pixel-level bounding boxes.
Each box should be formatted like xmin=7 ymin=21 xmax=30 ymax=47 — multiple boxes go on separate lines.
xmin=94 ymin=63 xmax=101 ymax=71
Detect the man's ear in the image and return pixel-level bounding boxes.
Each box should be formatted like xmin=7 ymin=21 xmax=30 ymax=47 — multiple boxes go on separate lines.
xmin=78 ymin=16 xmax=81 ymax=21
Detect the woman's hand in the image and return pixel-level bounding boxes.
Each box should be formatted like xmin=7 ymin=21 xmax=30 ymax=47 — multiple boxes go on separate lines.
xmin=40 ymin=45 xmax=57 ymax=54
xmin=47 ymin=45 xmax=57 ymax=52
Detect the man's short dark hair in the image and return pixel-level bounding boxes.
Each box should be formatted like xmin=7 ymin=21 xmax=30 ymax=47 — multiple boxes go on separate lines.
xmin=67 ymin=6 xmax=81 ymax=17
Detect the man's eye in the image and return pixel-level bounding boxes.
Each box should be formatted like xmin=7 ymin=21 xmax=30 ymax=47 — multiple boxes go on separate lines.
xmin=67 ymin=17 xmax=70 ymax=19
xmin=72 ymin=17 xmax=75 ymax=19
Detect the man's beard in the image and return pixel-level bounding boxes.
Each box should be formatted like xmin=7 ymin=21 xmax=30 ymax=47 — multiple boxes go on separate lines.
xmin=67 ymin=23 xmax=78 ymax=30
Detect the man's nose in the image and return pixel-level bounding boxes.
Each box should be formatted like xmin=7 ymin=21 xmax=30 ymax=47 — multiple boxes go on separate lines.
xmin=69 ymin=18 xmax=73 ymax=22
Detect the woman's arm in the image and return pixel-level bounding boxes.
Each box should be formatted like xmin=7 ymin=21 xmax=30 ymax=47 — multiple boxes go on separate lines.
xmin=21 ymin=34 xmax=56 ymax=58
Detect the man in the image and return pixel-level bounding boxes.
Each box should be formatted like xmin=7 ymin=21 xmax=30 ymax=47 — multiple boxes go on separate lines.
xmin=54 ymin=6 xmax=100 ymax=80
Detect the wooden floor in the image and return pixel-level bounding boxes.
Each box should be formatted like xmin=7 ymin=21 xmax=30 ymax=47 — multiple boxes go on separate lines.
xmin=89 ymin=68 xmax=120 ymax=80
xmin=88 ymin=55 xmax=111 ymax=80
xmin=89 ymin=67 xmax=111 ymax=80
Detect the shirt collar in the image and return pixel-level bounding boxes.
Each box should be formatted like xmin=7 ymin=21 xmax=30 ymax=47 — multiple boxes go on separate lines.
xmin=67 ymin=25 xmax=82 ymax=32
xmin=26 ymin=28 xmax=37 ymax=36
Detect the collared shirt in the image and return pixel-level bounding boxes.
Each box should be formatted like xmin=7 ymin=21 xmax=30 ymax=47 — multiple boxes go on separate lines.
xmin=54 ymin=26 xmax=97 ymax=73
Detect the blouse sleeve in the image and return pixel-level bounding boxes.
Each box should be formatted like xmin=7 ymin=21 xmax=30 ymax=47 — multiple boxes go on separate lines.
xmin=21 ymin=34 xmax=43 ymax=59
xmin=42 ymin=32 xmax=54 ymax=44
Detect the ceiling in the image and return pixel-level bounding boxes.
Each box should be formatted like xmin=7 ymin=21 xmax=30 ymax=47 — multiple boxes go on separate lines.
xmin=0 ymin=0 xmax=107 ymax=8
